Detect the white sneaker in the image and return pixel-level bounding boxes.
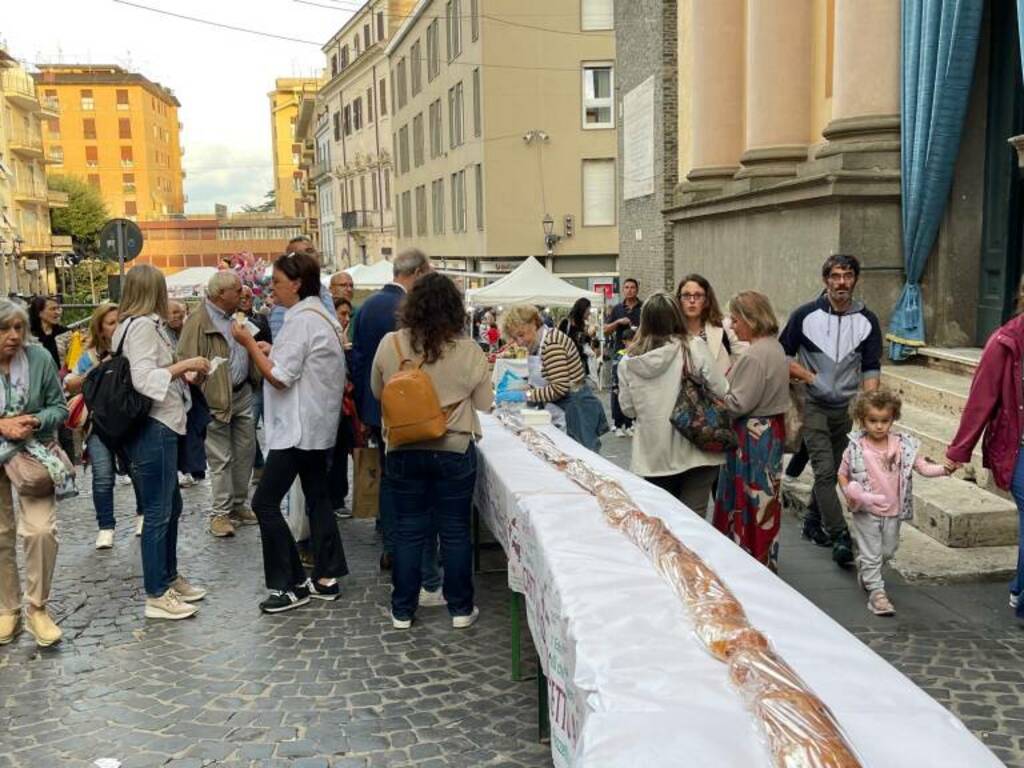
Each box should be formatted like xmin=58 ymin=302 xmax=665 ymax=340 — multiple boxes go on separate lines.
xmin=614 ymin=427 xmax=626 ymax=438
xmin=118 ymin=474 xmax=133 ymax=486
xmin=391 ymin=612 xmax=412 ymax=630
xmin=419 ymin=587 xmax=446 ymax=608
xmin=145 ymin=591 xmax=198 ymax=620
xmin=625 ymin=426 xmax=635 ymax=437
xmin=178 ymin=472 xmax=195 ymax=488
xmin=1011 ymin=592 xmax=1020 ymax=610
xmin=95 ymin=529 xmax=114 ymax=550
xmin=169 ymin=575 xmax=208 ymax=603
xmin=135 ymin=516 xmax=144 ymax=537
xmin=452 ymin=606 xmax=480 ymax=629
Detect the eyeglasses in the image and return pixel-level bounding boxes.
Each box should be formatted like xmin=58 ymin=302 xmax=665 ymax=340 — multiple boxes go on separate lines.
xmin=679 ymin=293 xmax=706 ymax=303
xmin=827 ymin=272 xmax=856 ymax=284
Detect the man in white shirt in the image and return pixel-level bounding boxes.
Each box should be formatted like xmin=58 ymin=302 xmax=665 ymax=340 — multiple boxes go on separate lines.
xmin=177 ymin=271 xmax=259 ymax=537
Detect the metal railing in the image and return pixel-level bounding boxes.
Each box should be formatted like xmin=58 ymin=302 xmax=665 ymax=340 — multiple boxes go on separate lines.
xmin=13 ymin=180 xmax=47 ymax=200
xmin=6 ymin=128 xmax=43 ymax=152
xmin=341 ymin=209 xmax=383 ymax=230
xmin=0 ymin=69 xmax=37 ymax=103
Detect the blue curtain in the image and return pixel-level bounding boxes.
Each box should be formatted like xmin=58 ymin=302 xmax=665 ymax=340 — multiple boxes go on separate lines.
xmin=887 ymin=0 xmax=984 ymax=360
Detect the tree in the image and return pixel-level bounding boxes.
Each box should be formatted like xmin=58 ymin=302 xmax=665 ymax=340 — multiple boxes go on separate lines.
xmin=242 ymin=189 xmax=276 ymax=214
xmin=48 ymin=175 xmax=108 ymax=256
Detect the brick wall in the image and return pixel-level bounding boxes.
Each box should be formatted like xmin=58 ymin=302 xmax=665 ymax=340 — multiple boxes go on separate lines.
xmin=614 ymin=0 xmax=678 ymax=297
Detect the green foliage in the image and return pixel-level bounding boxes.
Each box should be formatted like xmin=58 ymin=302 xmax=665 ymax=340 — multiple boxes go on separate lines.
xmin=48 ymin=175 xmax=109 ymax=254
xmin=242 ymin=189 xmax=276 ymax=214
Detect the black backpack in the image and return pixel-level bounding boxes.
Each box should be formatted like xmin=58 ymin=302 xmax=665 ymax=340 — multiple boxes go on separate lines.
xmin=83 ymin=317 xmax=152 ymax=450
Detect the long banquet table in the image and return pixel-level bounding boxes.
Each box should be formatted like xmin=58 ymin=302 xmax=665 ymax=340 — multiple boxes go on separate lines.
xmin=473 ymin=413 xmax=1002 ymax=768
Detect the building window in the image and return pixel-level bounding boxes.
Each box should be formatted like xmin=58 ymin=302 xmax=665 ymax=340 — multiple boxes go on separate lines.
xmin=412 ymin=113 xmax=425 ymax=168
xmin=343 ymin=104 xmax=352 ymax=136
xmin=367 ymin=86 xmax=375 ymax=123
xmin=379 ymin=78 xmax=388 ymax=116
xmin=384 ymin=169 xmax=391 ymax=208
xmin=47 ymin=118 xmax=60 ymax=137
xmin=582 ymin=65 xmax=614 ymax=128
xmin=446 ymin=0 xmax=462 ymax=62
xmin=471 ymin=0 xmax=480 ymax=40
xmin=450 ymin=170 xmax=466 ymax=233
xmin=582 ymin=159 xmax=615 ymax=225
xmin=116 ymin=89 xmax=129 ymax=110
xmin=123 ymin=173 xmax=136 ymax=194
xmin=341 ymin=44 xmax=350 ymax=69
xmin=371 ymin=172 xmax=379 ymax=210
xmin=80 ymin=89 xmax=94 ymax=110
xmin=401 ymin=189 xmax=413 ymax=236
xmin=85 ymin=145 xmax=98 ymax=167
xmin=427 ymin=20 xmax=440 ymax=81
xmin=581 ymin=0 xmax=614 ymax=31
xmin=397 ymin=58 xmax=408 ymax=111
xmin=431 ymin=178 xmax=445 ymax=234
xmin=354 ymin=34 xmax=361 ymax=57
xmin=364 ymin=23 xmax=371 ymax=49
xmin=87 ymin=174 xmax=100 ymax=189
xmin=49 ymin=146 xmax=63 ymax=165
xmin=447 ymin=83 xmax=464 ymax=150
xmin=333 ymin=111 xmax=341 ymax=140
xmin=360 ymin=174 xmax=367 ymax=210
xmin=124 ymin=200 xmax=137 ymax=217
xmin=353 ymin=97 xmax=363 ymax=131
xmin=121 ymin=146 xmax=134 ymax=168
xmin=415 ymin=185 xmax=427 ymax=236
xmin=475 ymin=163 xmax=484 ymax=230
xmin=377 ymin=10 xmax=385 ymax=40
xmin=118 ymin=118 xmax=132 ymax=139
xmin=83 ymin=118 xmax=97 ymax=140
xmin=472 ymin=68 xmax=481 ymax=137
xmin=411 ymin=40 xmax=423 ymax=96
xmin=429 ymin=99 xmax=443 ymax=159
xmin=398 ymin=124 xmax=411 ymax=174
xmin=331 ymin=53 xmax=338 ymax=77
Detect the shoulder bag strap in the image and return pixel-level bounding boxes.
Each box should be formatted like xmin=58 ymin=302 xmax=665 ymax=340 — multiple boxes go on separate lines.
xmin=391 ymin=332 xmax=420 ymax=370
xmin=114 ymin=316 xmax=141 ymax=358
xmin=297 ymin=307 xmax=346 ymax=355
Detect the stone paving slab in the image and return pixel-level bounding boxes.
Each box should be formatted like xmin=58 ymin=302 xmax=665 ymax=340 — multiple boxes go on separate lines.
xmin=0 ymin=475 xmax=548 ymax=768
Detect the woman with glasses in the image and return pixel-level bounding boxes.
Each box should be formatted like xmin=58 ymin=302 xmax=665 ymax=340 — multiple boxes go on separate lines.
xmin=675 ymin=274 xmax=740 ymax=380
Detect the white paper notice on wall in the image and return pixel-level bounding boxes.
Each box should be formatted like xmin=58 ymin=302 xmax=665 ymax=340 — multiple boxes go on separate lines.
xmin=635 ymin=229 xmax=643 ymax=241
xmin=623 ymin=75 xmax=655 ymax=201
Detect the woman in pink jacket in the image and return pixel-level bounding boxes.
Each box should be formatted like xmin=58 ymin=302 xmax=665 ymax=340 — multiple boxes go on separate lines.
xmin=946 ymin=295 xmax=1024 ymax=627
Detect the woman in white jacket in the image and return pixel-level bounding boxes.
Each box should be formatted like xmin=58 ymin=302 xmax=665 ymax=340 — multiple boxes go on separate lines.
xmin=618 ymin=293 xmax=729 ymax=517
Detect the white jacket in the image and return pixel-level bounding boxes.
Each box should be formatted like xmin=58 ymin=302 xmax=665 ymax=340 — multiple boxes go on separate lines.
xmin=618 ymin=337 xmax=729 ymax=478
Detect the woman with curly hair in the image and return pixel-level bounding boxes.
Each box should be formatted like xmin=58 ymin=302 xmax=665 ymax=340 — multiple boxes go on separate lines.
xmin=371 ymin=272 xmax=493 ymax=630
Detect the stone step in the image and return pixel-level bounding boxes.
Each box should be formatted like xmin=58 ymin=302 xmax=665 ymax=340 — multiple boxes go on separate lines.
xmin=881 ymin=363 xmax=972 ymax=418
xmin=898 ymin=402 xmax=997 ymax=493
xmin=916 ymin=346 xmax=981 ymax=378
xmin=911 ymin=475 xmax=1019 ymax=548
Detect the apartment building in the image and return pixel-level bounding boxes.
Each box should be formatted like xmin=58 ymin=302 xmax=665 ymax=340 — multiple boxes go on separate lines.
xmin=0 ymin=48 xmax=68 ymax=296
xmin=318 ymin=0 xmax=415 ymax=268
xmin=269 ymin=78 xmax=320 ymax=222
xmin=33 ymin=64 xmax=184 ymax=221
xmin=386 ymin=0 xmax=618 ymax=287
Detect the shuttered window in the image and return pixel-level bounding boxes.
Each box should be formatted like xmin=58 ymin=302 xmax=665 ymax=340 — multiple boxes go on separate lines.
xmin=581 ymin=0 xmax=614 ymax=31
xmin=582 ymin=159 xmax=615 ymax=226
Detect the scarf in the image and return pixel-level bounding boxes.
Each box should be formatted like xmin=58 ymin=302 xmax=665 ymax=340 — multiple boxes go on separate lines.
xmin=0 ymin=348 xmax=76 ymax=500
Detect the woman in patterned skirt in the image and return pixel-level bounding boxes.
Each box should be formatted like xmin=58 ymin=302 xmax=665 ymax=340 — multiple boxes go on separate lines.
xmin=713 ymin=291 xmax=792 ymax=570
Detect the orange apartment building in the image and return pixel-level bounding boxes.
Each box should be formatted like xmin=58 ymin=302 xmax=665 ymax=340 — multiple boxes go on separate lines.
xmin=33 ymin=64 xmax=185 ymax=220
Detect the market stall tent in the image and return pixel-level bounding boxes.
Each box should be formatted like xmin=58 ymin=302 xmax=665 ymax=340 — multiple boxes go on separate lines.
xmin=166 ymin=267 xmax=217 ymax=298
xmin=465 ymin=256 xmax=605 ymax=309
xmin=350 ymin=259 xmax=393 ymax=290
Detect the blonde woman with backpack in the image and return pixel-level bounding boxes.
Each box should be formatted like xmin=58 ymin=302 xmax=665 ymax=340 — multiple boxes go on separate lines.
xmin=232 ymin=251 xmax=349 ymax=614
xmin=371 ymin=272 xmax=492 ymax=630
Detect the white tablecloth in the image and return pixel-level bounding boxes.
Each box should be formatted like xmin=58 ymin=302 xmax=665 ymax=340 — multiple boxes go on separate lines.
xmin=473 ymin=414 xmax=1001 ymax=768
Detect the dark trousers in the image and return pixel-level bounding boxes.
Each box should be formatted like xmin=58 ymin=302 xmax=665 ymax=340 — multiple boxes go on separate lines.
xmin=385 ymin=445 xmax=477 ymax=620
xmin=646 ymin=464 xmax=720 ymax=519
xmin=252 ymin=447 xmax=349 ymax=590
xmin=327 ymin=415 xmax=353 ymax=510
xmin=786 ymin=441 xmax=809 ymax=477
xmin=803 ymin=401 xmax=852 ymax=538
xmin=610 ymin=359 xmax=633 ymax=430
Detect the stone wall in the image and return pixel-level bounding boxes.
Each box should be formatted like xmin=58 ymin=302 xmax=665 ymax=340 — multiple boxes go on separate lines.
xmin=614 ymin=0 xmax=678 ymax=296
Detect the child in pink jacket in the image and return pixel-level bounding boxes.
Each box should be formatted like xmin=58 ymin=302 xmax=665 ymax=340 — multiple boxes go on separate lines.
xmin=838 ymin=389 xmax=948 ymax=616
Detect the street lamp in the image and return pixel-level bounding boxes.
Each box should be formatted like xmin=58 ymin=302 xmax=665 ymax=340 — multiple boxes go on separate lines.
xmin=543 ymin=213 xmax=561 ymax=255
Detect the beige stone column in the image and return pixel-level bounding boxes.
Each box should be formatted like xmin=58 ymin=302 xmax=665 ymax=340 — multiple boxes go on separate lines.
xmin=683 ymin=0 xmax=745 ymax=190
xmin=735 ymin=0 xmax=814 ymax=179
xmin=820 ymin=0 xmax=900 ymax=155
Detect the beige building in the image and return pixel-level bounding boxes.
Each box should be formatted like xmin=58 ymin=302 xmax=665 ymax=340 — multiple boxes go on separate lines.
xmin=386 ymin=0 xmax=618 ymax=287
xmin=269 ymin=78 xmax=321 ymax=221
xmin=317 ymin=1 xmax=413 ymax=269
xmin=0 ymin=48 xmax=68 ymax=296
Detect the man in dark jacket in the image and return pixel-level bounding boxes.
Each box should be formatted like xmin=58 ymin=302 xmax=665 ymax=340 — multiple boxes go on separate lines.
xmin=780 ymin=254 xmax=881 ymax=567
xmin=350 ymin=249 xmax=432 ymax=569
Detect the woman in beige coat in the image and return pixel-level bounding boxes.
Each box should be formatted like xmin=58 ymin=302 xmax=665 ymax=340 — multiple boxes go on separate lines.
xmin=618 ymin=293 xmax=728 ymax=517
xmin=675 ymin=273 xmax=741 ymax=380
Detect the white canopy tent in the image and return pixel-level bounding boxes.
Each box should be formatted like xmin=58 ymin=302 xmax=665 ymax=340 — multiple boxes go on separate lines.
xmin=166 ymin=267 xmax=217 ymax=298
xmin=465 ymin=256 xmax=605 ymax=309
xmin=349 ymin=259 xmax=393 ymax=290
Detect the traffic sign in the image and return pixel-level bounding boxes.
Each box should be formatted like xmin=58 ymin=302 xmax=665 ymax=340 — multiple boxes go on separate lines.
xmin=98 ymin=218 xmax=144 ymax=264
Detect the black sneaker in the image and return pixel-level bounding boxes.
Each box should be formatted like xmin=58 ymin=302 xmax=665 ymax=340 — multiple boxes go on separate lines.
xmin=259 ymin=585 xmax=311 ymax=613
xmin=832 ymin=531 xmax=854 ymax=568
xmin=801 ymin=519 xmax=832 ymax=547
xmin=308 ymin=579 xmax=340 ymax=601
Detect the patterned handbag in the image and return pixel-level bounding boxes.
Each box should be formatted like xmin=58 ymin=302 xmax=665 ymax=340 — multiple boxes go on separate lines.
xmin=669 ymin=346 xmax=737 ymax=453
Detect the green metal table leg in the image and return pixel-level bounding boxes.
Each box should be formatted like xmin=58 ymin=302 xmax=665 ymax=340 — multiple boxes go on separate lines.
xmin=538 ymin=667 xmax=550 ymax=743
xmin=510 ymin=590 xmax=523 ymax=681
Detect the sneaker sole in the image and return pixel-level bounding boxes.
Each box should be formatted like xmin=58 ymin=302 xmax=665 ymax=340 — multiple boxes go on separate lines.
xmin=24 ymin=626 xmax=62 ymax=647
xmin=209 ymin=529 xmax=236 ymax=537
xmin=260 ymin=596 xmax=310 ymax=614
xmin=452 ymin=611 xmax=479 ymax=629
xmin=309 ymin=591 xmax=340 ymax=601
xmin=172 ymin=590 xmax=207 ymax=603
xmin=0 ymin=627 xmax=22 ymax=645
xmin=391 ymin=617 xmax=412 ymax=629
xmin=145 ymin=607 xmax=198 ymax=620
xmin=419 ymin=594 xmax=446 ymax=608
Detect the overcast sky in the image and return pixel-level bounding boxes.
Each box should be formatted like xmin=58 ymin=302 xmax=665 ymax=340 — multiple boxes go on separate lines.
xmin=3 ymin=0 xmax=355 ymax=213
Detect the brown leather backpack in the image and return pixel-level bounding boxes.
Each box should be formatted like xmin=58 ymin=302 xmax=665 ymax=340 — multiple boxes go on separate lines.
xmin=381 ymin=333 xmax=449 ymax=448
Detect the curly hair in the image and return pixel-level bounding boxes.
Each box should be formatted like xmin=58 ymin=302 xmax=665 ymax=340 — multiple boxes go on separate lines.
xmin=852 ymin=388 xmax=902 ymax=424
xmin=398 ymin=272 xmax=467 ymax=364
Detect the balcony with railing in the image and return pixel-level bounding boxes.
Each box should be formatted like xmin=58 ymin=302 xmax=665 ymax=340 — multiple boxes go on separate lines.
xmin=0 ymin=69 xmax=40 ymax=111
xmin=39 ymin=96 xmax=59 ymax=116
xmin=6 ymin=127 xmax=44 ymax=157
xmin=47 ymin=189 xmax=69 ymax=208
xmin=13 ymin=179 xmax=48 ymax=203
xmin=51 ymin=234 xmax=73 ymax=249
xmin=340 ymin=209 xmax=393 ymax=231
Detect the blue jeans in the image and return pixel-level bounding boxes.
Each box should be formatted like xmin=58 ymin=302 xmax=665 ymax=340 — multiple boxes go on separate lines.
xmin=1009 ymin=449 xmax=1024 ymax=620
xmin=126 ymin=418 xmax=183 ymax=597
xmin=385 ymin=445 xmax=477 ymax=620
xmin=88 ymin=433 xmax=142 ymax=530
